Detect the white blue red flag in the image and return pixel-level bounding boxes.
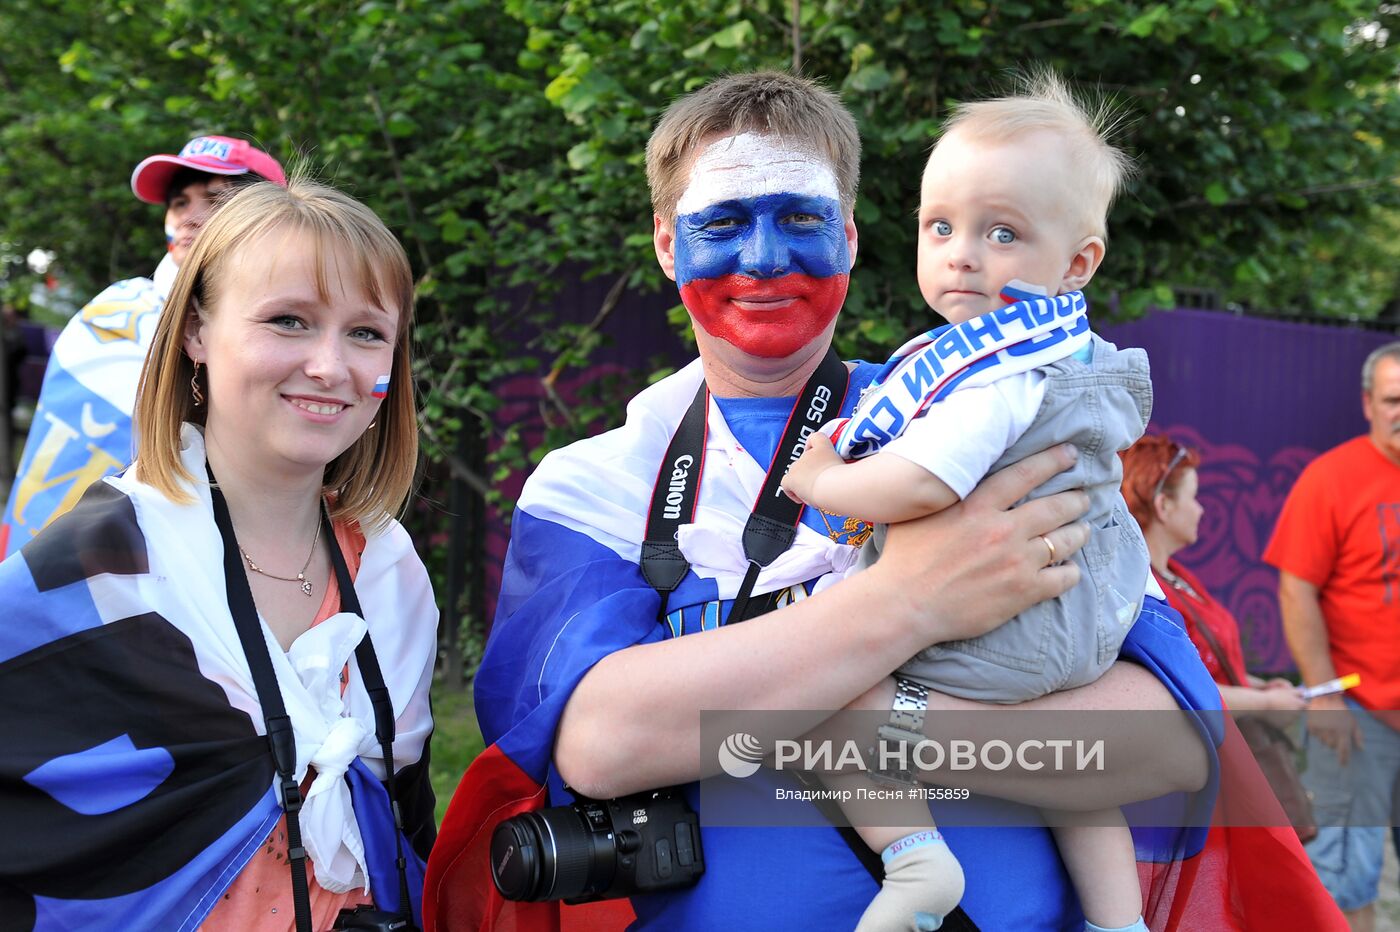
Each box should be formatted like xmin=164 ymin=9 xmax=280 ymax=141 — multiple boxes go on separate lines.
xmin=1 ymin=258 xmax=176 ymax=559
xmin=829 ymin=285 xmax=1091 ymax=460
xmin=0 ymin=427 xmax=438 ymax=927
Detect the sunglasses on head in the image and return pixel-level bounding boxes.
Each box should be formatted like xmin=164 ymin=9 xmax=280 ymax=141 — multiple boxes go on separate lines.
xmin=1152 ymin=445 xmax=1189 ymax=501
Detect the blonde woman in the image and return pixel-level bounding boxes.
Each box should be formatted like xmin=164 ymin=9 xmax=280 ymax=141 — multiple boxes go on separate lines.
xmin=0 ymin=179 xmax=436 ymax=931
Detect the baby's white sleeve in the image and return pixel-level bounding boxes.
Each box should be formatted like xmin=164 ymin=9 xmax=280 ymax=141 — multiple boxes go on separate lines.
xmin=879 ymin=371 xmax=1047 ymax=500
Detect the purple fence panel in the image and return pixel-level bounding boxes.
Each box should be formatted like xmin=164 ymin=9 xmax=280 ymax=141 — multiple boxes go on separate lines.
xmin=478 ymin=286 xmax=682 ymax=630
xmin=1101 ymin=308 xmax=1396 ymax=673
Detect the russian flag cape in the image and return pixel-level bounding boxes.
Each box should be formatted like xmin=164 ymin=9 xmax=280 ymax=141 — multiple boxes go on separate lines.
xmin=1 ymin=258 xmax=177 ymax=560
xmin=425 ymin=359 xmax=1343 ymax=931
xmin=0 ymin=425 xmax=437 ymax=929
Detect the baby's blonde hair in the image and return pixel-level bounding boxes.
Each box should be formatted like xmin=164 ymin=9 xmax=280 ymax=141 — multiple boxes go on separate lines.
xmin=935 ymin=67 xmax=1136 ymax=240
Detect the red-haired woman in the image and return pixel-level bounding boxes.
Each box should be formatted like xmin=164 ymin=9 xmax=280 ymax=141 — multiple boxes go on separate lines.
xmin=1121 ymin=435 xmax=1305 ymax=720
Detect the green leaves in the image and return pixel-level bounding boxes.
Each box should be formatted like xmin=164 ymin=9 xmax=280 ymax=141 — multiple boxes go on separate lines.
xmin=566 ymin=141 xmax=597 ymax=170
xmin=1125 ymin=4 xmax=1170 ymax=39
xmin=385 ymin=112 xmax=418 ymax=137
xmin=848 ymin=62 xmax=891 ymax=92
xmin=1276 ymin=49 xmax=1311 ymax=72
xmin=684 ymin=20 xmax=755 ymax=58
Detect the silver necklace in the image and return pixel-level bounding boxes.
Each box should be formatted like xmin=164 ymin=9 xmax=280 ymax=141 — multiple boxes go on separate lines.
xmin=240 ymin=518 xmax=322 ymax=597
xmin=1158 ymin=565 xmax=1200 ymax=600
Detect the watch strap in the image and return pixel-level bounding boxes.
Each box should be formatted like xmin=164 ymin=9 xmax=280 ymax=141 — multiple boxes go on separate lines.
xmin=868 ymin=676 xmax=929 ymax=786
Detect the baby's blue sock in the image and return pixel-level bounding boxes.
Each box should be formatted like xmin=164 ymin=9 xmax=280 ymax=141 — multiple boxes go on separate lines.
xmin=1085 ymin=919 xmax=1148 ymax=932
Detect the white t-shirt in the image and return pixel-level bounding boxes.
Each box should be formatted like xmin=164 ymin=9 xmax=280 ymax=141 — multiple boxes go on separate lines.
xmin=881 ymin=368 xmax=1047 ymax=499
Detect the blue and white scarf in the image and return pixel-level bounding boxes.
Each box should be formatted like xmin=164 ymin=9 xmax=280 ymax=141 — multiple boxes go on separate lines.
xmin=830 ymin=283 xmax=1091 ymax=459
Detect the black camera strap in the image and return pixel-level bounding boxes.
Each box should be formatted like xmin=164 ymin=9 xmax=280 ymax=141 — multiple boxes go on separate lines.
xmin=208 ymin=470 xmax=414 ymax=931
xmin=641 ymin=349 xmax=849 ymax=625
xmin=639 ymin=371 xmax=710 ymax=622
xmin=326 ymin=512 xmax=417 ymax=927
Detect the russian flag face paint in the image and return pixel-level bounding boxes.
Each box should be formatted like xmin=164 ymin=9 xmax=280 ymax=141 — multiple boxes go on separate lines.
xmin=672 ymin=133 xmax=850 ymax=359
xmin=372 ymin=374 xmax=391 ymax=399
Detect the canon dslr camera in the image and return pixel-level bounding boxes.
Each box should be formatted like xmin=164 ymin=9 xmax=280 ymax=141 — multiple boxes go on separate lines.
xmin=490 ymin=787 xmax=704 ymax=903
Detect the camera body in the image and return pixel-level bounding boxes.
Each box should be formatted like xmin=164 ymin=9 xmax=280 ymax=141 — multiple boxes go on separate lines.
xmin=332 ymin=906 xmax=416 ymax=931
xmin=491 ymin=787 xmax=704 ymax=904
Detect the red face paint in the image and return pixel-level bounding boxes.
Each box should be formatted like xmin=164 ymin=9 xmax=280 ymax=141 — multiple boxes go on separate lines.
xmin=679 ymin=272 xmax=848 ymax=359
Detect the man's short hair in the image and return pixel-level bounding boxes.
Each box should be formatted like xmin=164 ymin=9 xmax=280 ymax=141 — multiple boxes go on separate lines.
xmin=935 ymin=67 xmax=1136 ymax=240
xmin=163 ymin=167 xmax=263 ymax=207
xmin=1362 ymin=341 xmax=1400 ymax=394
xmin=646 ymin=71 xmax=860 ymax=220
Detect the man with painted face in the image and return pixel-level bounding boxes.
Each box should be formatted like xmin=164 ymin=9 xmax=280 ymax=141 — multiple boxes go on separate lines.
xmin=425 ymin=72 xmax=1219 ymax=932
xmin=0 ymin=135 xmax=285 ymax=558
xmin=665 ymin=129 xmax=852 ymax=364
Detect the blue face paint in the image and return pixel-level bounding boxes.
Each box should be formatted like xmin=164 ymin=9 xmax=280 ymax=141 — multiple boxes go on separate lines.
xmin=672 ymin=193 xmax=851 ymax=358
xmin=673 ymin=193 xmax=850 ymax=287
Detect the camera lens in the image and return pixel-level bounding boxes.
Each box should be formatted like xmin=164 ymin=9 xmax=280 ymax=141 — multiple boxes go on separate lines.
xmin=490 ymin=814 xmax=543 ymax=901
xmin=490 ymin=807 xmax=617 ymax=902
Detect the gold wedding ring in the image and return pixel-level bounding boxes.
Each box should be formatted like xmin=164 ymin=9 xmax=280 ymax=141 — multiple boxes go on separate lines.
xmin=1040 ymin=535 xmax=1057 ymax=567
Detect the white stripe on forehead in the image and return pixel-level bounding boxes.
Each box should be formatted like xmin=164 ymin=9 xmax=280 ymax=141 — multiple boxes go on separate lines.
xmin=676 ymin=132 xmax=840 ymax=216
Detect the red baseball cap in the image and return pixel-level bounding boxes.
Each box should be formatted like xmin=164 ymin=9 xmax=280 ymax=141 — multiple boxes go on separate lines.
xmin=130 ymin=135 xmax=287 ymax=204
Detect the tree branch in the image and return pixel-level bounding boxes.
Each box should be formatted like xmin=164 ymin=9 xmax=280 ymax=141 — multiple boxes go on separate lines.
xmin=419 ymin=416 xmax=493 ymax=498
xmin=538 ymin=261 xmax=636 ymax=429
xmin=791 ymin=0 xmax=802 ymax=73
xmin=365 ymin=82 xmax=434 ymax=273
xmin=541 ymin=262 xmax=635 ymax=391
xmin=1011 ymin=17 xmax=1078 ymax=33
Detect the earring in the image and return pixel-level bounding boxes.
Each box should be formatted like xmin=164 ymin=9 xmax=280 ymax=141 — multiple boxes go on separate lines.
xmin=368 ymin=420 xmax=377 ymax=429
xmin=190 ymin=361 xmax=205 ymax=407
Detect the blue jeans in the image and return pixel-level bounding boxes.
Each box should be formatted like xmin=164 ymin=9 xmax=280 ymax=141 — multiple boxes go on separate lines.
xmin=1301 ymin=698 xmax=1400 ymax=911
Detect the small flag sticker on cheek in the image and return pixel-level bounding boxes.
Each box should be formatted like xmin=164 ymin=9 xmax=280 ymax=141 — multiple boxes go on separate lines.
xmin=372 ymin=375 xmax=391 ymax=398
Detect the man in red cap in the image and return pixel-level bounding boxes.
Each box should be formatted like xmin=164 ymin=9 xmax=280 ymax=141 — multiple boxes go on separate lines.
xmin=0 ymin=136 xmax=286 ymax=558
xmin=131 ymin=134 xmax=288 ymax=265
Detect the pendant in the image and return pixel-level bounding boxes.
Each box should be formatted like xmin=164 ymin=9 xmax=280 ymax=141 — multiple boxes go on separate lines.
xmin=299 ymin=574 xmax=313 ymax=597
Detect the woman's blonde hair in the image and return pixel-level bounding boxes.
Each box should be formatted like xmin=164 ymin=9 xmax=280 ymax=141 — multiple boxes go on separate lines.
xmin=134 ymin=177 xmax=418 ymax=531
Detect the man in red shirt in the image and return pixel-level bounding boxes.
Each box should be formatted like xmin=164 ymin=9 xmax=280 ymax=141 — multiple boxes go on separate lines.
xmin=1264 ymin=341 xmax=1400 ymax=932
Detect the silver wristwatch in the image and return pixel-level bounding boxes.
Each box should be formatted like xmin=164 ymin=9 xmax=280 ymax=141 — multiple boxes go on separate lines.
xmin=867 ymin=676 xmax=929 ymax=786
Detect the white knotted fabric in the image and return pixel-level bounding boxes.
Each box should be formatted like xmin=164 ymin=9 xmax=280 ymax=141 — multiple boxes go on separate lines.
xmin=275 ymin=611 xmax=376 ymax=892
